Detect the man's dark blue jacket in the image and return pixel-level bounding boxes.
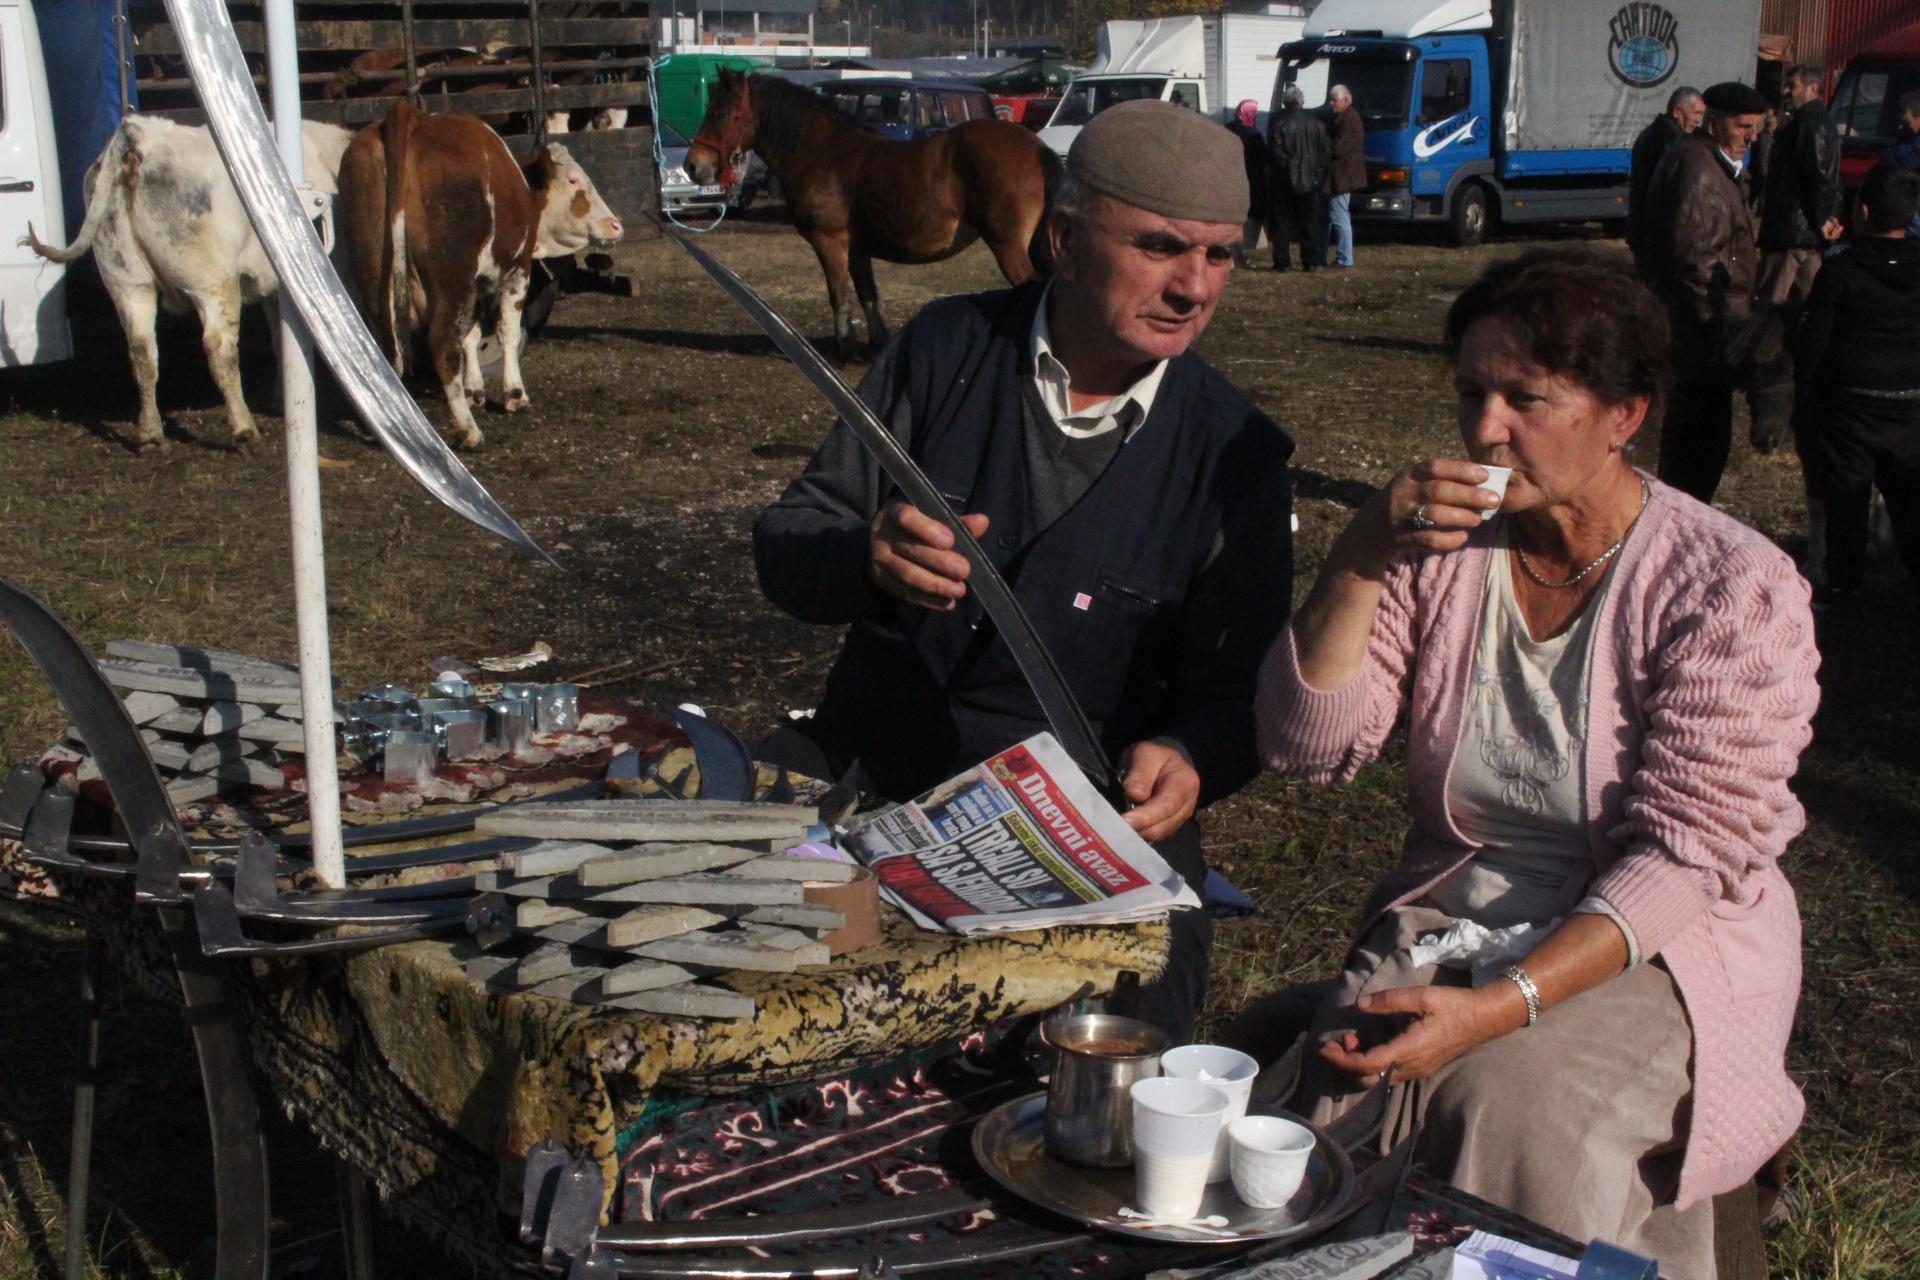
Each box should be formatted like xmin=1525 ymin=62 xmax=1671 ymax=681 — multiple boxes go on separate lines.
xmin=752 ymin=281 xmax=1295 ymax=803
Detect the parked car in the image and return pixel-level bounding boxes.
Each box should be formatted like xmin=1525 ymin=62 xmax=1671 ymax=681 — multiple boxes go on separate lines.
xmin=817 ymin=78 xmax=996 ymax=142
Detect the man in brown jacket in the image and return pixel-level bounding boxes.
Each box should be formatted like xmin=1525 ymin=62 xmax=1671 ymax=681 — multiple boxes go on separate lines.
xmin=1324 ymin=85 xmax=1367 ymax=267
xmin=1643 ymin=80 xmax=1779 ymax=502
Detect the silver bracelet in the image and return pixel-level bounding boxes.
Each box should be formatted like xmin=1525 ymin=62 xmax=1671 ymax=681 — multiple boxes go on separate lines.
xmin=1502 ymin=965 xmax=1542 ymax=1027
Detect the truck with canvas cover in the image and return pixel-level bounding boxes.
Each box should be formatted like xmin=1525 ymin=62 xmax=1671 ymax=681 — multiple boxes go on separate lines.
xmin=1038 ymin=12 xmax=1327 ymax=157
xmin=1279 ymin=0 xmax=1762 ymax=245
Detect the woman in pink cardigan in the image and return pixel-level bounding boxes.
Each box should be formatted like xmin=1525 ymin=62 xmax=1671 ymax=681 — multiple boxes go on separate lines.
xmin=1255 ymin=250 xmax=1818 ymax=1277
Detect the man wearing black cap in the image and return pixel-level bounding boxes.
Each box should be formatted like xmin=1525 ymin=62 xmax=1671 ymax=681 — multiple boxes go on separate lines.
xmin=1643 ymin=80 xmax=1775 ymax=502
xmin=752 ymin=100 xmax=1296 ymax=1039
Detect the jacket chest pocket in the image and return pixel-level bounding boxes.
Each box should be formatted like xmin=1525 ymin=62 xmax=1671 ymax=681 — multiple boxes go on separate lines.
xmin=1060 ymin=572 xmax=1180 ymax=714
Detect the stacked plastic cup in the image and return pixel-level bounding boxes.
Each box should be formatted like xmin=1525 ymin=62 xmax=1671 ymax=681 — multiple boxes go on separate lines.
xmin=1160 ymin=1044 xmax=1259 ymax=1183
xmin=1128 ymin=1077 xmax=1232 ymax=1220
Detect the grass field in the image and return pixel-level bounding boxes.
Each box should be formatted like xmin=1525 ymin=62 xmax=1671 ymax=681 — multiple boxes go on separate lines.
xmin=1 ymin=209 xmax=1915 ymax=1276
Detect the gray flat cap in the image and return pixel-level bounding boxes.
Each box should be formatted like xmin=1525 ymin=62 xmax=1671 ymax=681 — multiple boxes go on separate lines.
xmin=1067 ymin=99 xmax=1249 ymax=224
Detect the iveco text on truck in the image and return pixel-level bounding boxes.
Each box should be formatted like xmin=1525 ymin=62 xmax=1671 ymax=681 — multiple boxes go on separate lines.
xmin=1278 ymin=0 xmax=1762 ymax=245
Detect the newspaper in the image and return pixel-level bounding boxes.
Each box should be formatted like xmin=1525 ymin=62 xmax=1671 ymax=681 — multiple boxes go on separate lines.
xmin=841 ymin=733 xmax=1202 ymax=934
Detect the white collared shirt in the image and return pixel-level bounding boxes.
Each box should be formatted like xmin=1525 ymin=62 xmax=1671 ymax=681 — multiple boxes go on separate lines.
xmin=1030 ymin=286 xmax=1168 ymax=441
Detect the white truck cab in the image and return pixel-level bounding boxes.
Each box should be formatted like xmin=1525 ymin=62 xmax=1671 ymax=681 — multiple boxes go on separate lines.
xmin=1039 ymin=19 xmax=1212 ymax=158
xmin=1038 ymin=12 xmax=1323 ymax=159
xmin=0 ymin=0 xmax=70 ymax=365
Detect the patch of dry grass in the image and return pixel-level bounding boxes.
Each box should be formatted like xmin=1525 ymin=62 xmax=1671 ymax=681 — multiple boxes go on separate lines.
xmin=1 ymin=214 xmax=1914 ymax=1274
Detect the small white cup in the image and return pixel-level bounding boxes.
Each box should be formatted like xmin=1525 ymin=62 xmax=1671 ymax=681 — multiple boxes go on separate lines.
xmin=1131 ymin=1077 xmax=1232 ymax=1220
xmin=1227 ymin=1114 xmax=1316 ymax=1209
xmin=1160 ymin=1044 xmax=1258 ymax=1183
xmin=1476 ymin=465 xmax=1514 ymax=521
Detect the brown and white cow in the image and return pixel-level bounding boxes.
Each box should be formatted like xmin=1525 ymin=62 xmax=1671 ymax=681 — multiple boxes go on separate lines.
xmin=336 ymin=102 xmax=622 ymax=449
xmin=24 ymin=115 xmax=353 ymax=451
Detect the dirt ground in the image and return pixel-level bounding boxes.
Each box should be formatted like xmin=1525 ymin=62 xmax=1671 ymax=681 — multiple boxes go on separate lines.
xmin=1 ymin=208 xmax=1915 ymax=1277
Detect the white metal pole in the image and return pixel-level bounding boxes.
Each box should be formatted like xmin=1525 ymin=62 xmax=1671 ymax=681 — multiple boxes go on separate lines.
xmin=263 ymin=0 xmax=345 ymax=888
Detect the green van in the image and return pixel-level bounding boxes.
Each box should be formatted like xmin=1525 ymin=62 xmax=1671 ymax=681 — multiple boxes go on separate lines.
xmin=651 ymin=53 xmax=762 ymax=138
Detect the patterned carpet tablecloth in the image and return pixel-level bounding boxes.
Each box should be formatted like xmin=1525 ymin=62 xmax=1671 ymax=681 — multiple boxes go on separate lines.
xmin=234 ymin=888 xmax=1168 ymax=1259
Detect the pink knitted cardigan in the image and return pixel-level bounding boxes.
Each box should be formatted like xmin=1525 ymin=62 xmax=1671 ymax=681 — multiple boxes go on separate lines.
xmin=1255 ymin=475 xmax=1819 ymax=1209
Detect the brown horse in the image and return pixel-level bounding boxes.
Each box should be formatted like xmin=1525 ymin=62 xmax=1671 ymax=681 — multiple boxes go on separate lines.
xmin=685 ymin=70 xmax=1061 ymax=359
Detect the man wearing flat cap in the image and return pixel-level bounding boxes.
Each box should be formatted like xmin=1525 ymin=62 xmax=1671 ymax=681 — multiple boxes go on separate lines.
xmin=1643 ymin=80 xmax=1791 ymax=502
xmin=753 ymin=100 xmax=1296 ymax=1038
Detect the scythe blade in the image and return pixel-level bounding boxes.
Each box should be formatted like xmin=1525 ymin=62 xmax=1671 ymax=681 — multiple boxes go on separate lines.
xmin=654 ymin=218 xmax=1114 ymax=791
xmin=157 ymin=0 xmax=552 ymax=563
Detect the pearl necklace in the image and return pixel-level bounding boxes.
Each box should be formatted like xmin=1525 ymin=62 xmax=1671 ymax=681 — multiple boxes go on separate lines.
xmin=1513 ymin=477 xmax=1650 ymax=590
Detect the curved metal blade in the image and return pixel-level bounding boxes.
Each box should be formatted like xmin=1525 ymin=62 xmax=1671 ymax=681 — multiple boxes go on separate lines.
xmin=158 ymin=0 xmax=553 ymax=563
xmin=0 ymin=576 xmax=191 ymax=897
xmin=655 ymin=219 xmax=1113 ymax=790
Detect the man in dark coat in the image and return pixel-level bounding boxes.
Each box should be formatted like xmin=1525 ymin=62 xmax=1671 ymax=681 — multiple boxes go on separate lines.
xmin=1225 ymin=99 xmax=1271 ymax=265
xmin=1324 ymin=85 xmax=1366 ymax=267
xmin=753 ymin=100 xmax=1296 ymax=1039
xmin=1754 ymin=64 xmax=1843 ymax=451
xmin=1266 ymin=84 xmax=1330 ymax=270
xmin=1644 ymin=80 xmax=1772 ymax=502
xmin=1626 ymin=85 xmax=1703 ymax=265
xmin=1794 ymin=164 xmax=1920 ymax=606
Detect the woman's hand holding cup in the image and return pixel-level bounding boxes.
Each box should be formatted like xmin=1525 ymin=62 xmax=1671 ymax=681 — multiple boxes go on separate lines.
xmin=1346 ymin=459 xmax=1506 ymax=576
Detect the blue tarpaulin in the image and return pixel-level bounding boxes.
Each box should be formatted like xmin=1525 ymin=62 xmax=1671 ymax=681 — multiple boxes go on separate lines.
xmin=35 ymin=0 xmax=131 ymax=235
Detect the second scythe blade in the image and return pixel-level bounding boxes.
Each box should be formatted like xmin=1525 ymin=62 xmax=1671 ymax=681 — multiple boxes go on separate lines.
xmin=655 ymin=218 xmax=1114 ymax=791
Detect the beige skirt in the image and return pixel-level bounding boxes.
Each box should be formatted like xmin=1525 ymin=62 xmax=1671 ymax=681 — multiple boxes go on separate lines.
xmin=1296 ymin=903 xmax=1716 ymax=1280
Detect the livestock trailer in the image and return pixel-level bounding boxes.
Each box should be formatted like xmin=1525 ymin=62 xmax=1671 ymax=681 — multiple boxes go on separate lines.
xmin=44 ymin=0 xmax=657 ymax=225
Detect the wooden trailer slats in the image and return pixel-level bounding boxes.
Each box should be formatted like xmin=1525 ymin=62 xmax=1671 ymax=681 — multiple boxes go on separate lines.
xmin=133 ymin=17 xmax=651 ymax=56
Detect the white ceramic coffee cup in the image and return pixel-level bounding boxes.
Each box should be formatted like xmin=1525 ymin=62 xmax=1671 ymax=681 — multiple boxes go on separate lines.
xmin=1477 ymin=465 xmax=1513 ymax=521
xmin=1130 ymin=1077 xmax=1232 ymax=1219
xmin=1160 ymin=1044 xmax=1259 ymax=1183
xmin=1227 ymin=1114 xmax=1316 ymax=1209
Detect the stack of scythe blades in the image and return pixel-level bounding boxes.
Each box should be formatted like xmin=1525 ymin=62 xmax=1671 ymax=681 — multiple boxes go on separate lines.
xmin=68 ymin=641 xmax=321 ymax=803
xmin=195 ymin=798 xmax=860 ymax=1024
xmin=460 ymin=799 xmax=858 ymax=1021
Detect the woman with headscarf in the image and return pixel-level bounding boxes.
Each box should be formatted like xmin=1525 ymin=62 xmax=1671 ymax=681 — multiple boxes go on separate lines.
xmin=1225 ymin=99 xmax=1270 ymax=264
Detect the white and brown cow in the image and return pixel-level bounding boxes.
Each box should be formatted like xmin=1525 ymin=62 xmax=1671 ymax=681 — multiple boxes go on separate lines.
xmin=337 ymin=102 xmax=622 ymax=449
xmin=24 ymin=115 xmax=354 ymax=451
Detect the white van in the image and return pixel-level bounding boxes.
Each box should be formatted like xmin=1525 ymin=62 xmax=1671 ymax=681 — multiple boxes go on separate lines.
xmin=0 ymin=0 xmax=70 ymax=365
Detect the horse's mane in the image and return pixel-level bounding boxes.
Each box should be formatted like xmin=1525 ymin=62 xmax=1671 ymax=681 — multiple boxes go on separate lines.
xmin=747 ymin=73 xmax=874 ymax=157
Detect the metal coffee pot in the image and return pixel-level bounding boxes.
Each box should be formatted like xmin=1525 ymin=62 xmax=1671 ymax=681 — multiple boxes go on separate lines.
xmin=1040 ymin=1010 xmax=1168 ymax=1167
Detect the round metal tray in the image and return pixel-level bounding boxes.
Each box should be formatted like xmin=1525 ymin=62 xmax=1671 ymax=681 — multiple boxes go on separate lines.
xmin=971 ymin=1091 xmax=1354 ymax=1246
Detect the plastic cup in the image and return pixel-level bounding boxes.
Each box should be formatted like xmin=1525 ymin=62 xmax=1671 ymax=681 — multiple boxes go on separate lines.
xmin=1477 ymin=465 xmax=1513 ymax=520
xmin=1130 ymin=1077 xmax=1231 ymax=1220
xmin=1227 ymin=1114 xmax=1316 ymax=1209
xmin=1160 ymin=1044 xmax=1258 ymax=1183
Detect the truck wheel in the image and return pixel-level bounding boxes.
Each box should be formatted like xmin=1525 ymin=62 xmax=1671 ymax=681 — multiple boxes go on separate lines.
xmin=1449 ymin=184 xmax=1488 ymax=248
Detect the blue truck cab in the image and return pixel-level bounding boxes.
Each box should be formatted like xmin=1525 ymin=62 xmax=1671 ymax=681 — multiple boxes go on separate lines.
xmin=1279 ymin=0 xmax=1759 ymax=246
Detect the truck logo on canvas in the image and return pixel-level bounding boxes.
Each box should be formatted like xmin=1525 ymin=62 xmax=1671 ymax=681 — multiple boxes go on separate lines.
xmin=1607 ymin=3 xmax=1680 ymax=88
xmin=1413 ymin=115 xmax=1479 ymax=157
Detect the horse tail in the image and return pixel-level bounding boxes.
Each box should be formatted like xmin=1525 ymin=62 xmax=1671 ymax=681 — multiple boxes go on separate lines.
xmin=1028 ymin=143 xmax=1063 ymax=278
